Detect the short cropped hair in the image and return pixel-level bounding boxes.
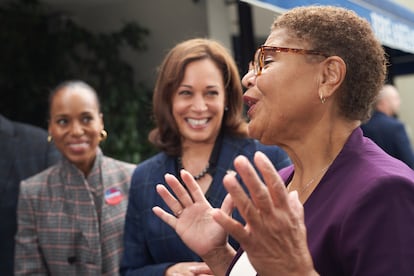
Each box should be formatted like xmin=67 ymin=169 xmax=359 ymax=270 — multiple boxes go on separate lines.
xmin=273 ymin=6 xmax=387 ymax=121
xmin=48 ymin=80 xmax=101 ymax=117
xmin=149 ymin=38 xmax=247 ymax=155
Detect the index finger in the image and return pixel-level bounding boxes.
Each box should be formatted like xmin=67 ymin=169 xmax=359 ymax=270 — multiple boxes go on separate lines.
xmin=233 ymin=154 xmax=273 ymax=213
xmin=253 ymin=151 xmax=289 ymax=208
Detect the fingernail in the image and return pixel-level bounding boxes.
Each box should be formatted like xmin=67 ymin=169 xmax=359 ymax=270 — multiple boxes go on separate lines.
xmin=226 ymin=169 xmax=237 ymax=176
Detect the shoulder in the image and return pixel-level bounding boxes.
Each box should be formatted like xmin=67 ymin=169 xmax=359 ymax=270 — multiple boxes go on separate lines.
xmin=102 ymin=156 xmax=136 ymax=174
xmin=372 ymin=112 xmax=403 ymax=128
xmin=221 ymin=135 xmax=270 ymax=153
xmin=12 ymin=119 xmax=49 ymax=139
xmin=137 ymin=151 xmax=167 ymax=166
xmin=0 ymin=114 xmax=14 ymax=136
xmin=377 ymin=114 xmax=406 ymax=130
xmin=329 ymin=135 xmax=414 ymax=195
xmin=222 ymin=135 xmax=291 ymax=170
xmin=337 ymin=165 xmax=414 ymax=230
xmin=19 ymin=165 xmax=60 ymax=194
xmin=131 ymin=152 xmax=171 ymax=183
xmin=220 ymin=136 xmax=259 ymax=159
xmin=133 ymin=152 xmax=169 ymax=173
xmin=0 ymin=116 xmax=50 ymax=148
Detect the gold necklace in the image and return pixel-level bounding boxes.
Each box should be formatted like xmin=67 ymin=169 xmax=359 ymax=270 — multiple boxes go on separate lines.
xmin=287 ymin=164 xmax=331 ymax=195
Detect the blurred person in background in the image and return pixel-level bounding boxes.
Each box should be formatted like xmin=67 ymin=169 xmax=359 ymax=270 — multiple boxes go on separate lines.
xmin=0 ymin=114 xmax=61 ymax=276
xmin=14 ymin=80 xmax=135 ymax=275
xmin=362 ymin=84 xmax=414 ymax=168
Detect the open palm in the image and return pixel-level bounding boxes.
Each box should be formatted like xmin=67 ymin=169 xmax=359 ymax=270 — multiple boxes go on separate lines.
xmin=153 ymin=170 xmax=232 ymax=257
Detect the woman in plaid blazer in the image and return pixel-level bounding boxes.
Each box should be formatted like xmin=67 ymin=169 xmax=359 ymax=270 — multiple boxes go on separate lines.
xmin=14 ymin=80 xmax=135 ymax=275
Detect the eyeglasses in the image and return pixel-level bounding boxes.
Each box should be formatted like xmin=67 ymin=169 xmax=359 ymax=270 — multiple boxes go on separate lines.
xmin=253 ymin=45 xmax=329 ymax=76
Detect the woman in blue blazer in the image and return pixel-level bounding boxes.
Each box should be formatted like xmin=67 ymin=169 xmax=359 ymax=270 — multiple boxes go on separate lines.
xmin=120 ymin=38 xmax=290 ymax=276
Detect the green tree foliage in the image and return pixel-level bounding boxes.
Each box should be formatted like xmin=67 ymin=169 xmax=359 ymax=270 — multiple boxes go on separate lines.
xmin=0 ymin=0 xmax=157 ymax=163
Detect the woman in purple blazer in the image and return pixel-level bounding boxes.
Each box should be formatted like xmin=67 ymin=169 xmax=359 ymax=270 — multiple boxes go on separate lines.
xmin=152 ymin=6 xmax=414 ymax=276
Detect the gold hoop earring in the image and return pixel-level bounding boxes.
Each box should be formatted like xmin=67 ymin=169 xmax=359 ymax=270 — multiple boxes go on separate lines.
xmin=100 ymin=129 xmax=108 ymax=141
xmin=47 ymin=135 xmax=52 ymax=142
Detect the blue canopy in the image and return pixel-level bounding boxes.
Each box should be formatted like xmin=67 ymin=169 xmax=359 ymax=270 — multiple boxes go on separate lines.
xmin=242 ymin=0 xmax=414 ymax=54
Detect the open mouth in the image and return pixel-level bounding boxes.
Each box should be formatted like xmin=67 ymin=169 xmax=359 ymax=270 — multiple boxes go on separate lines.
xmin=67 ymin=141 xmax=89 ymax=152
xmin=243 ymin=95 xmax=258 ymax=118
xmin=243 ymin=95 xmax=258 ymax=107
xmin=187 ymin=118 xmax=209 ymax=127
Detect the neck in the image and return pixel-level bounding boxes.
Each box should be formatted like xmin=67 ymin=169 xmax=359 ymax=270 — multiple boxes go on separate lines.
xmin=179 ymin=133 xmax=222 ymax=180
xmin=177 ymin=156 xmax=210 ymax=180
xmin=283 ymin=120 xmax=358 ymax=203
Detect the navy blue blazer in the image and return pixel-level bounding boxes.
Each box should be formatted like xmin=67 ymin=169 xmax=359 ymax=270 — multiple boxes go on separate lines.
xmin=361 ymin=111 xmax=414 ymax=169
xmin=120 ymin=135 xmax=291 ymax=275
xmin=0 ymin=115 xmax=61 ymax=276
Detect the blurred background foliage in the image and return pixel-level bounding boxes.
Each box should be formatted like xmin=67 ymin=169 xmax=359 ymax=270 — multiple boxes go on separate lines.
xmin=0 ymin=0 xmax=158 ymax=163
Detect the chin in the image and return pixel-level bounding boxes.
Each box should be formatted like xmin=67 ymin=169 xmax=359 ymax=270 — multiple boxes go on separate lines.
xmin=247 ymin=124 xmax=260 ymax=140
xmin=248 ymin=125 xmax=275 ymax=145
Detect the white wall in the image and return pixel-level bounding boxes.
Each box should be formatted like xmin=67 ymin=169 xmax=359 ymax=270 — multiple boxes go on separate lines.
xmin=46 ymin=0 xmax=210 ymax=85
xmin=394 ymin=0 xmax=414 ymax=12
xmin=391 ymin=0 xmax=414 ymax=144
xmin=395 ymin=75 xmax=414 ymax=144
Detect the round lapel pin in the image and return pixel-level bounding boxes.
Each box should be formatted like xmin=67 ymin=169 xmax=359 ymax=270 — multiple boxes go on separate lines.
xmin=104 ymin=187 xmax=124 ymax=205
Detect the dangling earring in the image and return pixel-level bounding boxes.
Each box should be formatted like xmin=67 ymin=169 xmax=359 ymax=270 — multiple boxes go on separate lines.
xmin=100 ymin=129 xmax=108 ymax=141
xmin=319 ymin=94 xmax=326 ymax=104
xmin=47 ymin=135 xmax=52 ymax=142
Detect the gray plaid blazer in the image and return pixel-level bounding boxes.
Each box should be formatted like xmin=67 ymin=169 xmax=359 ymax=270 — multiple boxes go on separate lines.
xmin=15 ymin=149 xmax=135 ymax=275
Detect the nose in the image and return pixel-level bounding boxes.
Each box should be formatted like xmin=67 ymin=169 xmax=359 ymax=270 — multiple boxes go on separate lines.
xmin=191 ymin=95 xmax=208 ymax=112
xmin=70 ymin=121 xmax=85 ymax=136
xmin=241 ymin=68 xmax=256 ymax=89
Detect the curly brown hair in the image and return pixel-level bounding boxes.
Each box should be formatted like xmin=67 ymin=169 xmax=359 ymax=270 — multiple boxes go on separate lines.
xmin=273 ymin=6 xmax=387 ymax=122
xmin=148 ymin=38 xmax=247 ymax=156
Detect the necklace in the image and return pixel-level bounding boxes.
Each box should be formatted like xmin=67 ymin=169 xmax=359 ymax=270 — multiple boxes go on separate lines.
xmin=177 ymin=157 xmax=210 ymax=180
xmin=287 ymin=164 xmax=331 ymax=195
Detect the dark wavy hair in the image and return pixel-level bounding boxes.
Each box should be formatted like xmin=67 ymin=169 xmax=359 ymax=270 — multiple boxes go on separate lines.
xmin=148 ymin=38 xmax=247 ymax=156
xmin=273 ymin=6 xmax=387 ymax=122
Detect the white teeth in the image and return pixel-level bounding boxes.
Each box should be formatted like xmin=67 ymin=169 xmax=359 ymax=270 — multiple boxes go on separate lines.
xmin=187 ymin=118 xmax=208 ymax=126
xmin=71 ymin=142 xmax=88 ymax=146
xmin=68 ymin=142 xmax=88 ymax=149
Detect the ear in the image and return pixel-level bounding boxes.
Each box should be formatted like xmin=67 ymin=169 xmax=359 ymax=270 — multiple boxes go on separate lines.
xmin=319 ymin=56 xmax=346 ymax=98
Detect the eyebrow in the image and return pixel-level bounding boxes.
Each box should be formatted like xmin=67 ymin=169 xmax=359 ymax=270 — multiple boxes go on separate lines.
xmin=179 ymin=84 xmax=220 ymax=89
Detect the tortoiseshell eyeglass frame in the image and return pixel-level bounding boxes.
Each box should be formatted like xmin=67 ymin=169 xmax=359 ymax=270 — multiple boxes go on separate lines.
xmin=254 ymin=45 xmax=329 ymax=76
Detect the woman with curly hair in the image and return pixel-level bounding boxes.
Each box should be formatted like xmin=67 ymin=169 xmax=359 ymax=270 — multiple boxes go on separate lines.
xmin=153 ymin=6 xmax=414 ymax=276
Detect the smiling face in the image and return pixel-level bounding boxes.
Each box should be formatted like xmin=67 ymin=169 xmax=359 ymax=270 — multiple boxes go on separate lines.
xmin=242 ymin=28 xmax=326 ymax=145
xmin=48 ymin=84 xmax=103 ymax=174
xmin=172 ymin=58 xmax=226 ymax=147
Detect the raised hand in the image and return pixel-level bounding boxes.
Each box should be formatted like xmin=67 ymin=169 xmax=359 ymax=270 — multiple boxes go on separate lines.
xmin=152 ymin=169 xmax=236 ymax=275
xmin=212 ymin=151 xmax=317 ymax=276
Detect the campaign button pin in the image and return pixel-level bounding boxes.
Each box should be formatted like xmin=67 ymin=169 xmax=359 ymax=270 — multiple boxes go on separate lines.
xmin=105 ymin=187 xmax=124 ymax=205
